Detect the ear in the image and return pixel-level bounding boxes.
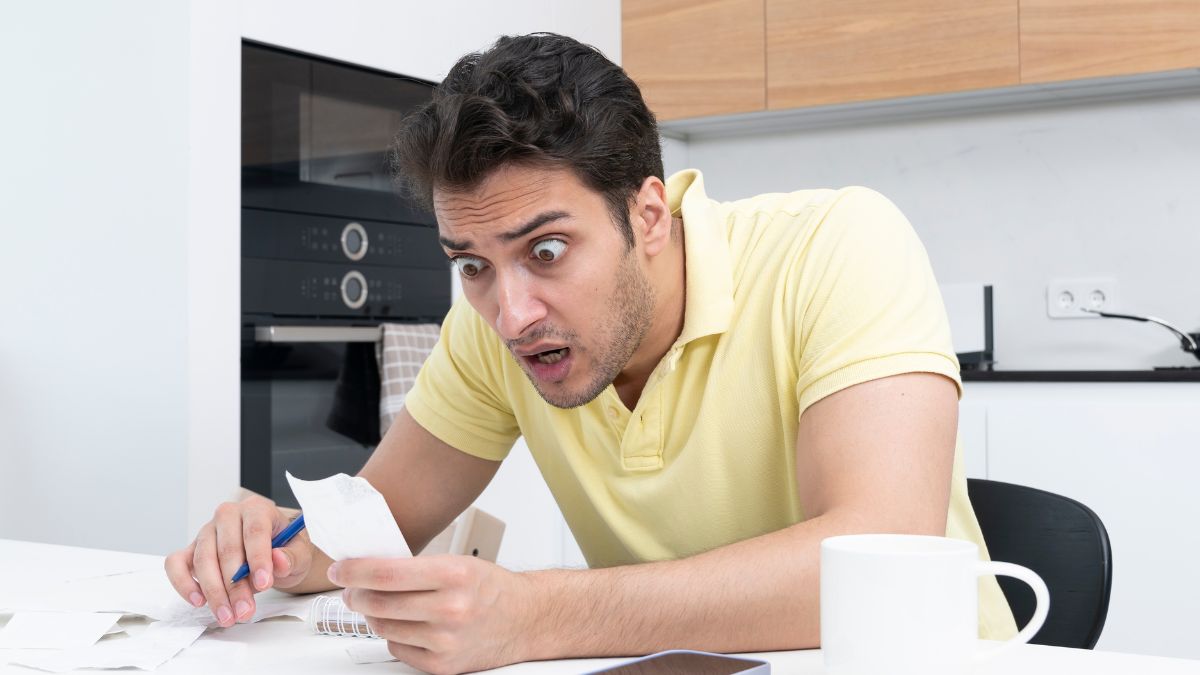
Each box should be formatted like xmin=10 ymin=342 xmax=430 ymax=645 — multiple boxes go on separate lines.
xmin=630 ymin=176 xmax=673 ymax=258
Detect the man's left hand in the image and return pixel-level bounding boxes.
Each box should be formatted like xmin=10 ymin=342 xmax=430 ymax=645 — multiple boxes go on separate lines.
xmin=332 ymin=555 xmax=539 ymax=674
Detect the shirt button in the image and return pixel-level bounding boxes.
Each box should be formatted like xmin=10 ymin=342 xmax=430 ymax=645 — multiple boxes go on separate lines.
xmin=607 ymin=407 xmax=620 ymax=420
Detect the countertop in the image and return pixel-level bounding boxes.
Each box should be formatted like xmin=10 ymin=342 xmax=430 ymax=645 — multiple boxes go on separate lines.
xmin=4 ymin=539 xmax=1199 ymax=675
xmin=961 ymin=369 xmax=1200 ymax=382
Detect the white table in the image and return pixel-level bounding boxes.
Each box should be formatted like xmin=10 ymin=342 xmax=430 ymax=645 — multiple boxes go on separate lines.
xmin=1 ymin=539 xmax=1196 ymax=674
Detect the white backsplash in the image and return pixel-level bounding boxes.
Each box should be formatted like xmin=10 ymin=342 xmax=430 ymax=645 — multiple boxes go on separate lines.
xmin=672 ymin=93 xmax=1200 ymax=371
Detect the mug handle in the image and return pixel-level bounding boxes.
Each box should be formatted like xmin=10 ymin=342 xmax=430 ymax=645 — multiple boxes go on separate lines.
xmin=973 ymin=561 xmax=1051 ymax=662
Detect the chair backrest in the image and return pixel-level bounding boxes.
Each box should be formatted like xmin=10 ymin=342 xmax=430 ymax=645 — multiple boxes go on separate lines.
xmin=967 ymin=478 xmax=1113 ymax=649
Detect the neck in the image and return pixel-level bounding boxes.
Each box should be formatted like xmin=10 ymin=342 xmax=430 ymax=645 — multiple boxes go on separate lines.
xmin=612 ymin=221 xmax=686 ymax=409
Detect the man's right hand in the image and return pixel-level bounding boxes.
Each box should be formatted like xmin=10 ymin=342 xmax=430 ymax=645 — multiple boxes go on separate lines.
xmin=164 ymin=495 xmax=313 ymax=627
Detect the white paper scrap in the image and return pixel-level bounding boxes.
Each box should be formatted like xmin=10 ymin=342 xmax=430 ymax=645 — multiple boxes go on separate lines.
xmin=0 ymin=611 xmax=121 ymax=649
xmin=155 ymin=637 xmax=248 ymax=674
xmin=286 ymin=472 xmax=412 ymax=560
xmin=247 ymin=590 xmax=323 ymax=622
xmin=4 ymin=564 xmax=320 ymax=629
xmin=161 ymin=588 xmax=320 ymax=627
xmin=3 ymin=569 xmax=191 ymax=621
xmin=4 ymin=620 xmax=205 ymax=673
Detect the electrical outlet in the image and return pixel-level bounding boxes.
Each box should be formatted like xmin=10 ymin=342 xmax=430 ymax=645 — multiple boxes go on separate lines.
xmin=1046 ymin=278 xmax=1118 ymax=319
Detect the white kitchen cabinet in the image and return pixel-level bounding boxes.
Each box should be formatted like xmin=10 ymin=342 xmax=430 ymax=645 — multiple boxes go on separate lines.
xmin=962 ymin=381 xmax=1200 ymax=659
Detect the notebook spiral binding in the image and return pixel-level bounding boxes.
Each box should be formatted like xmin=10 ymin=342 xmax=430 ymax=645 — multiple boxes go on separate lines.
xmin=307 ymin=594 xmax=382 ymax=639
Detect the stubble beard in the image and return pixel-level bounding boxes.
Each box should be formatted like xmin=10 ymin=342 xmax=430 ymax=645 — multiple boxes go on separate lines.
xmin=523 ymin=249 xmax=655 ymax=409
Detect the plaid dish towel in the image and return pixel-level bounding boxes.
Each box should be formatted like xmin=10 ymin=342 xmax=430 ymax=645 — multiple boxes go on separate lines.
xmin=376 ymin=323 xmax=441 ymax=436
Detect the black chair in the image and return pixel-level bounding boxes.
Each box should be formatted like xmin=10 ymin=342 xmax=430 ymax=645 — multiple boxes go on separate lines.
xmin=967 ymin=478 xmax=1113 ymax=649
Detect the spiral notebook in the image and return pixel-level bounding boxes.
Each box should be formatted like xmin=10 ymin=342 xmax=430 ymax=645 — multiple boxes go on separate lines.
xmin=308 ymin=594 xmax=380 ymax=638
xmin=306 ymin=505 xmax=506 ymax=639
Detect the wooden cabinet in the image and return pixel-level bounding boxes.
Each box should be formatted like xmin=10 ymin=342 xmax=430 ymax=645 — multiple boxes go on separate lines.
xmin=621 ymin=0 xmax=765 ymax=121
xmin=1020 ymin=0 xmax=1200 ymax=84
xmin=766 ymin=0 xmax=1019 ymax=109
xmin=624 ymin=1 xmax=1200 ymax=121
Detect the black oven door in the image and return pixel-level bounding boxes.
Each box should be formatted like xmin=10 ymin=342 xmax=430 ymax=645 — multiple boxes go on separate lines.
xmin=241 ymin=324 xmax=386 ymax=508
xmin=241 ymin=42 xmax=435 ymax=224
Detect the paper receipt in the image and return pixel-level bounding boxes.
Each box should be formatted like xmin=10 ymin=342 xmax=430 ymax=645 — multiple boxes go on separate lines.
xmin=285 ymin=472 xmax=412 ymax=561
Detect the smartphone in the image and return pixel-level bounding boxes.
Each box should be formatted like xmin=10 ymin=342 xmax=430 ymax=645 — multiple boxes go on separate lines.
xmin=582 ymin=650 xmax=770 ymax=675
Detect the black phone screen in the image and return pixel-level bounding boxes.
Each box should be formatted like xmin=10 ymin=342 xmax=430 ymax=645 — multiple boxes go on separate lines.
xmin=589 ymin=651 xmax=763 ymax=675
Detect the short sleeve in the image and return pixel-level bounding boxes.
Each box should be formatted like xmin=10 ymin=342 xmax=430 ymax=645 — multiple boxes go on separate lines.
xmin=792 ymin=187 xmax=961 ymax=419
xmin=403 ymin=297 xmax=521 ymax=461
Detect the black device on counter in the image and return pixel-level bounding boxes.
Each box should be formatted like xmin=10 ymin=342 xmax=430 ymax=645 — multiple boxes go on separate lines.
xmin=583 ymin=651 xmax=770 ymax=675
xmin=957 ymin=285 xmax=994 ymax=372
xmin=240 ymin=42 xmax=449 ymax=507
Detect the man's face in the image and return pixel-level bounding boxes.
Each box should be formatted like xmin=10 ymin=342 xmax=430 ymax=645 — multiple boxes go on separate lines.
xmin=434 ymin=166 xmax=654 ymax=409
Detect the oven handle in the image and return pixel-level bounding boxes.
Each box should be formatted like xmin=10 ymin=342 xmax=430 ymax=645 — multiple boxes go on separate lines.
xmin=254 ymin=325 xmax=382 ymax=343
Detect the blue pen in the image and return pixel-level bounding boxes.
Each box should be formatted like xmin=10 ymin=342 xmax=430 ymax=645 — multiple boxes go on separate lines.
xmin=230 ymin=514 xmax=306 ymax=583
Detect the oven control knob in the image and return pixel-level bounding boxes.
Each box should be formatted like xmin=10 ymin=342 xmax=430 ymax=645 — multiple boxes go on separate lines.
xmin=341 ymin=222 xmax=368 ymax=261
xmin=341 ymin=270 xmax=368 ymax=310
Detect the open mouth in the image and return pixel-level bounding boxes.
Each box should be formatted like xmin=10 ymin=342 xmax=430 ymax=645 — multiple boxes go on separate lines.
xmin=532 ymin=347 xmax=569 ymax=364
xmin=519 ymin=346 xmax=573 ymax=384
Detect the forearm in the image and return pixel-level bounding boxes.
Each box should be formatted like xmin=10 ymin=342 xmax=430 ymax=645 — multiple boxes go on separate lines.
xmin=522 ymin=510 xmax=931 ymax=660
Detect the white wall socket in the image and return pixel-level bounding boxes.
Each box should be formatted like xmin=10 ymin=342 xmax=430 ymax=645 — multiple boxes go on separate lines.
xmin=1046 ymin=277 xmax=1118 ymax=319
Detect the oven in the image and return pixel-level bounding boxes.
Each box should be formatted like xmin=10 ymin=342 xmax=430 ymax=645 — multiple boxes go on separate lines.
xmin=240 ymin=42 xmax=449 ymax=508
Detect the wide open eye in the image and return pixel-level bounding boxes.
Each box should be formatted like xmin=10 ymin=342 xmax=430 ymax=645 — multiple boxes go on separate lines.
xmin=532 ymin=239 xmax=567 ymax=263
xmin=451 ymin=255 xmax=489 ymax=279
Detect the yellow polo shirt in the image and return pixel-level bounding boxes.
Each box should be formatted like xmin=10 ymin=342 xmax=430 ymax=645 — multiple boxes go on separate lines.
xmin=404 ymin=170 xmax=1017 ymax=640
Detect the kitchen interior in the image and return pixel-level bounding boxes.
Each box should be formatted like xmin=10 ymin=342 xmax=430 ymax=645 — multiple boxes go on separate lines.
xmin=1 ymin=0 xmax=1197 ymax=665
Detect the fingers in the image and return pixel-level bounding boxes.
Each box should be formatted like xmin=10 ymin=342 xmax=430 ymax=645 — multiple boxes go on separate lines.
xmin=213 ymin=503 xmax=257 ymax=623
xmin=169 ymin=496 xmax=301 ymax=628
xmin=329 ymin=555 xmax=469 ymax=592
xmin=343 ymin=588 xmax=441 ymax=622
xmin=377 ymin=618 xmax=468 ymax=675
xmin=270 ymin=537 xmax=313 ymax=590
xmin=368 ymin=618 xmax=437 ymax=651
xmin=240 ymin=500 xmax=281 ymax=592
xmin=163 ymin=542 xmax=205 ymax=608
xmin=339 ymin=557 xmax=511 ymax=674
xmin=191 ymin=522 xmax=236 ymax=627
xmin=385 ymin=640 xmax=446 ymax=674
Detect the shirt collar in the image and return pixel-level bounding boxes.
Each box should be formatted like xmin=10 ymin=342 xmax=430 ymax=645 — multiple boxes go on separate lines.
xmin=665 ymin=169 xmax=734 ymax=347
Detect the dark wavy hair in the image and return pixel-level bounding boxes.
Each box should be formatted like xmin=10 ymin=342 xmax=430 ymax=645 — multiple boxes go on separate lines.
xmin=390 ymin=33 xmax=663 ymax=249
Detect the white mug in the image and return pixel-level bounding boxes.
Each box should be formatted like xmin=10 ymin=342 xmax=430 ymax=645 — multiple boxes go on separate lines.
xmin=820 ymin=534 xmax=1049 ymax=675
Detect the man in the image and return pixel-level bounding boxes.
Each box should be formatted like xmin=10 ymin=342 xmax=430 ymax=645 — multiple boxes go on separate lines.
xmin=166 ymin=33 xmax=1016 ymax=674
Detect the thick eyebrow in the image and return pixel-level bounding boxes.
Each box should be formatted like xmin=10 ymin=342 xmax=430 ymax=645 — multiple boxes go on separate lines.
xmin=438 ymin=233 xmax=472 ymax=251
xmin=438 ymin=210 xmax=571 ymax=251
xmin=498 ymin=210 xmax=570 ymax=242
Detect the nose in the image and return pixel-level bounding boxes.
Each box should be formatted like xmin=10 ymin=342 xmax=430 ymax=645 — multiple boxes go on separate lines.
xmin=493 ymin=268 xmax=547 ymax=341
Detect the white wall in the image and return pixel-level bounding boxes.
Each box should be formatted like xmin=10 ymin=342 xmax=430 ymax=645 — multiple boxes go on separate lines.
xmin=186 ymin=0 xmax=243 ymax=558
xmin=1 ymin=0 xmax=620 ymax=555
xmin=681 ymin=93 xmax=1200 ymax=371
xmin=240 ymin=0 xmax=620 ymax=82
xmin=661 ymin=136 xmax=690 ymax=177
xmin=0 ymin=1 xmax=192 ymax=553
